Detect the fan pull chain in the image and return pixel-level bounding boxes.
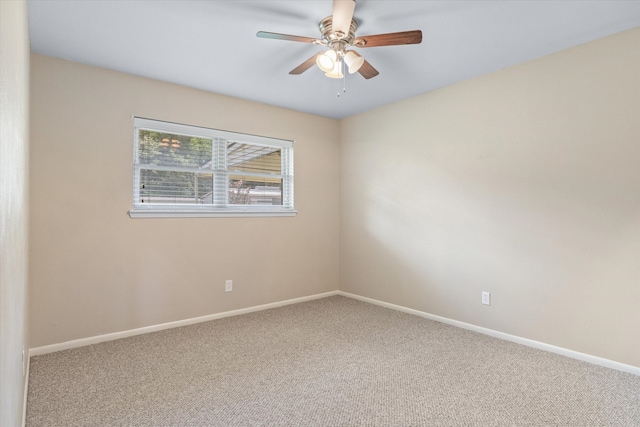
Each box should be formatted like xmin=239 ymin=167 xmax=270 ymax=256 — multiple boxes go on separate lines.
xmin=343 ymin=62 xmax=347 ymax=94
xmin=337 ymin=60 xmax=342 ymax=97
xmin=337 ymin=60 xmax=346 ymax=98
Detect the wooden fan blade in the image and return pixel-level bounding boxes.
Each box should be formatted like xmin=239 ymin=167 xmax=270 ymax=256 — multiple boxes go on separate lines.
xmin=351 ymin=51 xmax=379 ymax=79
xmin=289 ymin=53 xmax=321 ymax=75
xmin=358 ymin=60 xmax=379 ymax=79
xmin=257 ymin=31 xmax=320 ymax=44
xmin=332 ymin=0 xmax=356 ymax=36
xmin=353 ymin=30 xmax=422 ymax=48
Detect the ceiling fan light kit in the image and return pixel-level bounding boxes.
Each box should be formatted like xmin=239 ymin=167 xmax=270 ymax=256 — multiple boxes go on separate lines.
xmin=257 ymin=0 xmax=422 ymax=82
xmin=316 ymin=48 xmax=361 ymax=78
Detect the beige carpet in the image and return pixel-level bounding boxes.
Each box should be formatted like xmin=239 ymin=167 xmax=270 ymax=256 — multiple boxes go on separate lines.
xmin=27 ymin=296 xmax=640 ymax=426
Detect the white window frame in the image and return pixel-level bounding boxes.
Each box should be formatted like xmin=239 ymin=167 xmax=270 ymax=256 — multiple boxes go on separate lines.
xmin=128 ymin=117 xmax=296 ymax=218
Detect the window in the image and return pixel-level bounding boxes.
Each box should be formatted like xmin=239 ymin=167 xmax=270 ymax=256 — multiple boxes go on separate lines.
xmin=129 ymin=117 xmax=295 ymax=218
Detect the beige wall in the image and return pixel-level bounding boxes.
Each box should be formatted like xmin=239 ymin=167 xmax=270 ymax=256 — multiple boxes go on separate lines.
xmin=1 ymin=0 xmax=30 ymax=424
xmin=29 ymin=55 xmax=340 ymax=348
xmin=340 ymin=28 xmax=640 ymax=367
xmin=29 ymin=28 xmax=639 ymax=368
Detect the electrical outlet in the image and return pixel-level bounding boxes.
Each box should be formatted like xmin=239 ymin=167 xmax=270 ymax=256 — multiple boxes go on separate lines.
xmin=225 ymin=280 xmax=233 ymax=292
xmin=482 ymin=291 xmax=491 ymax=306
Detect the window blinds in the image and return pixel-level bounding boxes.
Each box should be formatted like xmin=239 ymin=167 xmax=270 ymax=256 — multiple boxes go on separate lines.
xmin=132 ymin=117 xmax=294 ymax=215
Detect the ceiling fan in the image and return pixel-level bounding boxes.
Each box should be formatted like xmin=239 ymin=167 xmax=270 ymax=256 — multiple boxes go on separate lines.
xmin=257 ymin=0 xmax=422 ymax=80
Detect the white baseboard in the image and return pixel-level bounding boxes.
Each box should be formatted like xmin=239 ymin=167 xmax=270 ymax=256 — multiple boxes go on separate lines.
xmin=30 ymin=291 xmax=339 ymax=356
xmin=28 ymin=289 xmax=638 ymax=376
xmin=338 ymin=291 xmax=639 ymax=376
xmin=22 ymin=348 xmax=30 ymax=427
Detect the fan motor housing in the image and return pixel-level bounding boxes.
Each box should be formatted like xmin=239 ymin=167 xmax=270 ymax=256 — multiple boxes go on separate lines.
xmin=319 ymin=16 xmax=358 ymax=46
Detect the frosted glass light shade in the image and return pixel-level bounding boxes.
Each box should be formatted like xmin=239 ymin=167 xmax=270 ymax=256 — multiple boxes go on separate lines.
xmin=344 ymin=51 xmax=364 ymax=74
xmin=316 ymin=50 xmax=337 ymax=73
xmin=325 ymin=60 xmax=344 ymax=79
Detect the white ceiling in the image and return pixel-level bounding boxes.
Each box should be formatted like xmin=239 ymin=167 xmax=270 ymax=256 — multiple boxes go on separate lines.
xmin=27 ymin=1 xmax=640 ymax=119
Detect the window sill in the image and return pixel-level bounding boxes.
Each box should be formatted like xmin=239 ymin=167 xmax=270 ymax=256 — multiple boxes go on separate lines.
xmin=128 ymin=208 xmax=297 ymax=219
